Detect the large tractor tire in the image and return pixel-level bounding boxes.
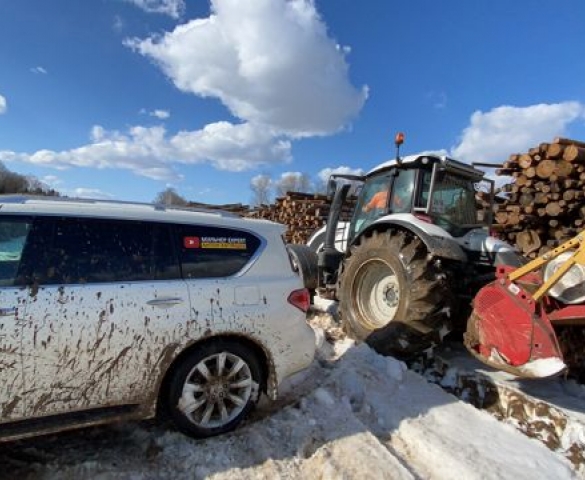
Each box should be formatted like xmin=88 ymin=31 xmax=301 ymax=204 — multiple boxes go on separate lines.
xmin=339 ymin=230 xmax=452 ymax=358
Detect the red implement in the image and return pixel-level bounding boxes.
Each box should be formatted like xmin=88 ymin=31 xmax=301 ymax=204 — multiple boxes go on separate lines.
xmin=464 ymin=266 xmax=566 ymax=378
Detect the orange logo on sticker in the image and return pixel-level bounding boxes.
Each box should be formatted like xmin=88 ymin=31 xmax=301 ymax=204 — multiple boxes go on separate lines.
xmin=184 ymin=237 xmax=200 ymax=249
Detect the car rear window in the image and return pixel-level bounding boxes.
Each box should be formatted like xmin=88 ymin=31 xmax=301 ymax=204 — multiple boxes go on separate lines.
xmin=176 ymin=224 xmax=262 ymax=278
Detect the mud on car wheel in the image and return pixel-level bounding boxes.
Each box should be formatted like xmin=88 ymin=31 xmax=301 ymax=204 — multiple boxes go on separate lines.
xmin=167 ymin=341 xmax=263 ymax=438
xmin=339 ymin=230 xmax=451 ymax=358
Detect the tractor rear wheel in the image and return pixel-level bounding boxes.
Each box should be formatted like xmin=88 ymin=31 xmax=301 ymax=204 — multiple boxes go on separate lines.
xmin=339 ymin=230 xmax=452 ymax=358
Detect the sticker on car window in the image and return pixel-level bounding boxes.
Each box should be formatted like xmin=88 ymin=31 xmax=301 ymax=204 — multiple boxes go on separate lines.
xmin=200 ymin=236 xmax=247 ymax=250
xmin=184 ymin=237 xmax=201 ymax=249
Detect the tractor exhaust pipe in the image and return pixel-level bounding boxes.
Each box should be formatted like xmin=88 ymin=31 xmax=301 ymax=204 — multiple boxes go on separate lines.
xmin=318 ymin=182 xmax=351 ymax=292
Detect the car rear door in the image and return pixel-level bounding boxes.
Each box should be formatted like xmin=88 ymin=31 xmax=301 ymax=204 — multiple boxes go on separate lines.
xmin=17 ymin=216 xmax=191 ymax=419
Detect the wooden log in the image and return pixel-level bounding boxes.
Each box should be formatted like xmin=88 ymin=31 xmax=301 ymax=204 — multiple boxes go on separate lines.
xmin=545 ymin=202 xmax=562 ymax=217
xmin=516 ymin=229 xmax=541 ymax=255
xmin=514 ymin=174 xmax=530 ymax=186
xmin=554 ymin=137 xmax=585 ymax=149
xmin=507 ymin=212 xmax=520 ymax=225
xmin=546 ymin=143 xmax=565 ymax=159
xmin=495 ymin=212 xmax=509 ymax=224
xmin=554 ymin=160 xmax=574 ymax=178
xmin=535 ymin=159 xmax=556 ymax=178
xmin=562 ymin=189 xmax=584 ymax=202
xmin=518 ymin=193 xmax=534 ymax=206
xmin=534 ymin=192 xmax=549 ymax=204
xmin=533 ymin=181 xmax=550 ymax=193
xmin=539 ymin=142 xmax=551 ymax=154
xmin=563 ymin=145 xmax=585 ymax=163
xmin=518 ymin=154 xmax=534 ymax=169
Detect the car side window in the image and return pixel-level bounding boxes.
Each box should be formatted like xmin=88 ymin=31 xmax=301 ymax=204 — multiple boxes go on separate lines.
xmin=0 ymin=216 xmax=33 ymax=286
xmin=19 ymin=217 xmax=179 ymax=285
xmin=177 ymin=224 xmax=262 ymax=278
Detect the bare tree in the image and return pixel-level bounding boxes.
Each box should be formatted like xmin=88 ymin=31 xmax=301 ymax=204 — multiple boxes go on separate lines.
xmin=0 ymin=171 xmax=26 ymax=193
xmin=274 ymin=172 xmax=312 ymax=197
xmin=250 ymin=174 xmax=272 ymax=206
xmin=154 ymin=187 xmax=187 ymax=206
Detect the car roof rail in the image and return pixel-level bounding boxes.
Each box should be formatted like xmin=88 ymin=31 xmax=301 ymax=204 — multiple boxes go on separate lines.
xmin=0 ymin=194 xmax=240 ymax=218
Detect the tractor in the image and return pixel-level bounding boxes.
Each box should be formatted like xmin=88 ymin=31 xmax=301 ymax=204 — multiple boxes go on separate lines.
xmin=288 ymin=134 xmax=526 ymax=365
xmin=289 ymin=134 xmax=585 ymax=379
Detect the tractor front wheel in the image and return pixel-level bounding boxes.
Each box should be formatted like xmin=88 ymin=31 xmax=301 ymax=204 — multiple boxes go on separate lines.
xmin=339 ymin=230 xmax=451 ymax=358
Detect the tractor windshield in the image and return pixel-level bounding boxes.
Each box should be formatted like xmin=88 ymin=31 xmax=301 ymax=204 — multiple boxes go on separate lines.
xmin=350 ymin=174 xmax=391 ymax=239
xmin=349 ymin=169 xmax=416 ymax=241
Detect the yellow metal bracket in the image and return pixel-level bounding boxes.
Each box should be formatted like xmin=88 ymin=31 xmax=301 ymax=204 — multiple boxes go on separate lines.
xmin=507 ymin=232 xmax=585 ymax=302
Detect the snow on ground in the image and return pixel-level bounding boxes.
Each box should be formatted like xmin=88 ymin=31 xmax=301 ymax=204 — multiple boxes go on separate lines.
xmin=0 ymin=311 xmax=581 ymax=480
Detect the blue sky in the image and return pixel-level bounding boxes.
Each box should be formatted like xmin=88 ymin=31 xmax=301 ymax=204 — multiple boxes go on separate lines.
xmin=1 ymin=0 xmax=584 ymax=204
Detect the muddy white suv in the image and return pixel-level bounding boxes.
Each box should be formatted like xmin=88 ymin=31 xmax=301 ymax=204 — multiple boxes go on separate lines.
xmin=0 ymin=196 xmax=315 ymax=440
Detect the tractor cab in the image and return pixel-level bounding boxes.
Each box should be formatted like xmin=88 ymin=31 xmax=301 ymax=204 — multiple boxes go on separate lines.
xmin=346 ymin=154 xmax=493 ymax=247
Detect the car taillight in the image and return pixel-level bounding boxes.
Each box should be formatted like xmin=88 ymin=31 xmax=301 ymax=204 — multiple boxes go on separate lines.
xmin=288 ymin=288 xmax=310 ymax=312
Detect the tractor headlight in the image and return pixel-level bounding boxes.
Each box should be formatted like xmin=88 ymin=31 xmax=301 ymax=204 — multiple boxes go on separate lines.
xmin=544 ymin=251 xmax=585 ymax=304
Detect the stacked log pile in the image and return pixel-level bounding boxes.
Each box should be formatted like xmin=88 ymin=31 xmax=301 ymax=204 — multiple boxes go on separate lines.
xmin=494 ymin=137 xmax=585 ymax=258
xmin=247 ymin=191 xmax=357 ymax=244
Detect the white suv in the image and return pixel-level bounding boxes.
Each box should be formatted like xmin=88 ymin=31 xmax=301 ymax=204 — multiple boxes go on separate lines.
xmin=0 ymin=196 xmax=315 ymax=440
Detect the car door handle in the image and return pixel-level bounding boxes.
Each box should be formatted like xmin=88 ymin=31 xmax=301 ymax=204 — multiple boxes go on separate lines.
xmin=0 ymin=307 xmax=17 ymax=316
xmin=147 ymin=297 xmax=184 ymax=307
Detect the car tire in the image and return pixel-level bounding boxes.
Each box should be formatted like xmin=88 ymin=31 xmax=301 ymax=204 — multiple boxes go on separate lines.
xmin=339 ymin=229 xmax=451 ymax=358
xmin=167 ymin=340 xmax=263 ymax=438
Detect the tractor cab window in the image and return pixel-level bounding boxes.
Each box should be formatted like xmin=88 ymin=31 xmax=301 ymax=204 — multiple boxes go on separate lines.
xmin=350 ymin=169 xmax=415 ymax=240
xmin=389 ymin=169 xmax=415 ymax=213
xmin=420 ymin=169 xmax=479 ymax=236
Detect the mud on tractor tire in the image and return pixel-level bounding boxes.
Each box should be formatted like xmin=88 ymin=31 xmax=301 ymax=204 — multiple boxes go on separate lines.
xmin=339 ymin=230 xmax=452 ymax=358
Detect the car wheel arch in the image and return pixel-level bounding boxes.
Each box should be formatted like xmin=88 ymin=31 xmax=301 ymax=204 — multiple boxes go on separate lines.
xmin=154 ymin=333 xmax=275 ymax=418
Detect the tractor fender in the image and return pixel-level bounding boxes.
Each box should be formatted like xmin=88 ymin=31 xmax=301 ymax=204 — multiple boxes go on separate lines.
xmin=354 ymin=216 xmax=468 ymax=263
xmin=286 ymin=243 xmax=319 ymax=290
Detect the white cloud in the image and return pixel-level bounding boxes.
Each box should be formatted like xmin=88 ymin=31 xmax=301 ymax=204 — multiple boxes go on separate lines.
xmin=0 ymin=122 xmax=292 ymax=180
xmin=451 ymin=102 xmax=585 ymax=164
xmin=0 ymin=95 xmax=6 ymax=114
xmin=139 ymin=108 xmax=171 ymax=119
xmin=69 ymin=188 xmax=114 ymax=200
xmin=125 ymin=0 xmax=185 ymax=18
xmin=30 ymin=66 xmax=48 ymax=75
xmin=41 ymin=175 xmax=62 ymax=187
xmin=126 ymin=0 xmax=366 ymax=137
xmin=317 ymin=166 xmax=364 ymax=184
xmin=113 ymin=15 xmax=125 ymax=32
xmin=3 ymin=0 xmax=364 ymax=182
xmin=151 ymin=109 xmax=170 ymax=119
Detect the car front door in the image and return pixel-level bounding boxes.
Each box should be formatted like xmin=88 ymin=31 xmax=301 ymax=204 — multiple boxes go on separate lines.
xmin=0 ymin=215 xmax=33 ymax=422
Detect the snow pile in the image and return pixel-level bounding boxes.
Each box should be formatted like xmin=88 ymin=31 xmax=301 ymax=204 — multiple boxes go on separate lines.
xmin=3 ymin=319 xmax=577 ymax=480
